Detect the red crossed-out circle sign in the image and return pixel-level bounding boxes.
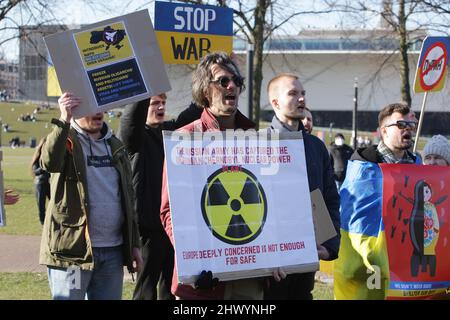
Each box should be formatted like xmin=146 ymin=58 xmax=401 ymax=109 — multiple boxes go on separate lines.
xmin=419 ymin=42 xmax=448 ymax=91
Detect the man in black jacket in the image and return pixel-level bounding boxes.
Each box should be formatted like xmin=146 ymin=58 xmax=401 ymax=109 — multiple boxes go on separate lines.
xmin=329 ymin=133 xmax=354 ymax=189
xmin=118 ymin=94 xmax=202 ymax=300
xmin=264 ymin=73 xmax=340 ymax=300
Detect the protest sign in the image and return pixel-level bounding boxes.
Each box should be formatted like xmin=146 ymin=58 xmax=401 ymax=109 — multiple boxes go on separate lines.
xmin=310 ymin=188 xmax=338 ymax=245
xmin=47 ymin=56 xmax=62 ymax=97
xmin=155 ymin=1 xmax=233 ymax=64
xmin=163 ymin=130 xmax=319 ymax=284
xmin=45 ymin=10 xmax=170 ymax=118
xmin=412 ymin=36 xmax=450 ymax=151
xmin=381 ymin=164 xmax=450 ymax=299
xmin=413 ymin=36 xmax=450 ymax=94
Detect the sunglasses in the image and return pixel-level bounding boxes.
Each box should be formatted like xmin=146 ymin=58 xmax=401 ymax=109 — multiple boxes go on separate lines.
xmin=384 ymin=120 xmax=418 ymax=130
xmin=210 ymin=75 xmax=244 ymax=88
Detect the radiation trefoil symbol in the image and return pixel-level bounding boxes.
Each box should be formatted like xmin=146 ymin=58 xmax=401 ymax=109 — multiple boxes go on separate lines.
xmin=201 ymin=166 xmax=267 ymax=245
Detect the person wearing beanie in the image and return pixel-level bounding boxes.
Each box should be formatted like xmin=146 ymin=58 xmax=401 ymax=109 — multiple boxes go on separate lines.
xmin=423 ymin=135 xmax=450 ymax=166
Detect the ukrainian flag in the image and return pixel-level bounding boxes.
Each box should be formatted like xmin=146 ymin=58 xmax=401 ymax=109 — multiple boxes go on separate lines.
xmin=334 ymin=160 xmax=390 ymax=299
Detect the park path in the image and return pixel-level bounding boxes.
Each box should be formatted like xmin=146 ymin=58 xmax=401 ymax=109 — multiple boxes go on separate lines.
xmin=0 ymin=234 xmax=45 ymax=272
xmin=0 ymin=234 xmax=134 ymax=280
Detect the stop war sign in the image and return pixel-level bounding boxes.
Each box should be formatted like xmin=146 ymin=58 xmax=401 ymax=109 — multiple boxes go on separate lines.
xmin=414 ymin=36 xmax=450 ymax=93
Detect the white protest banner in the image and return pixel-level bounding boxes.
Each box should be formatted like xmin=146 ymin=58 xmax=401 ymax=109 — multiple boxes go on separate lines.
xmin=163 ymin=130 xmax=319 ymax=284
xmin=45 ymin=10 xmax=170 ymax=118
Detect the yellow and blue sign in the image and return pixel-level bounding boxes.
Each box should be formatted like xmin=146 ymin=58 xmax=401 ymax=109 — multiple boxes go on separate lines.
xmin=414 ymin=36 xmax=450 ymax=93
xmin=47 ymin=56 xmax=62 ymax=97
xmin=74 ymin=22 xmax=133 ymax=69
xmin=154 ymin=1 xmax=233 ymax=64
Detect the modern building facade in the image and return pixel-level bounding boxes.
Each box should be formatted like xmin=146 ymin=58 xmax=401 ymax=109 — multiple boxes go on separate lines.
xmin=0 ymin=60 xmax=19 ymax=99
xmin=18 ymin=25 xmax=68 ymax=102
xmin=18 ymin=24 xmax=448 ymax=135
xmin=165 ymin=29 xmax=449 ymax=135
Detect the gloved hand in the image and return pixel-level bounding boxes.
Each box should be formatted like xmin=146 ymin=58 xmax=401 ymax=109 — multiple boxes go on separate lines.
xmin=194 ymin=270 xmax=219 ymax=290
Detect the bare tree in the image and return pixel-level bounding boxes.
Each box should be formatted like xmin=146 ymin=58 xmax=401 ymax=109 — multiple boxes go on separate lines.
xmin=0 ymin=0 xmax=69 ymax=66
xmin=160 ymin=0 xmax=334 ymax=128
xmin=0 ymin=0 xmax=115 ymax=55
xmin=420 ymin=0 xmax=450 ymax=14
xmin=329 ymin=0 xmax=450 ymax=107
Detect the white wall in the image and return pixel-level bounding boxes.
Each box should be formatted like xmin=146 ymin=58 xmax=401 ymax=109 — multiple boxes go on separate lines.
xmin=162 ymin=51 xmax=450 ymax=117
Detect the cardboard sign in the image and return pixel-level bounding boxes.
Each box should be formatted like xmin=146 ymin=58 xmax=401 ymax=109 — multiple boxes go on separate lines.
xmin=310 ymin=188 xmax=337 ymax=245
xmin=163 ymin=130 xmax=319 ymax=284
xmin=45 ymin=10 xmax=170 ymax=118
xmin=413 ymin=36 xmax=450 ymax=93
xmin=154 ymin=1 xmax=233 ymax=64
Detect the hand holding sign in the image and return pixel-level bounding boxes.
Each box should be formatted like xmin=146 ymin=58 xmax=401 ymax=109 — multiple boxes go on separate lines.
xmin=58 ymin=92 xmax=82 ymax=123
xmin=45 ymin=10 xmax=170 ymax=118
xmin=4 ymin=189 xmax=19 ymax=205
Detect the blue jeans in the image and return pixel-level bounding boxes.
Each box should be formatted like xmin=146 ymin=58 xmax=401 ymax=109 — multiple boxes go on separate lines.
xmin=47 ymin=246 xmax=124 ymax=300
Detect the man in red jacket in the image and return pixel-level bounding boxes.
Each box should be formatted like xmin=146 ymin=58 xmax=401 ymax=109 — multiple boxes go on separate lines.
xmin=160 ymin=52 xmax=274 ymax=300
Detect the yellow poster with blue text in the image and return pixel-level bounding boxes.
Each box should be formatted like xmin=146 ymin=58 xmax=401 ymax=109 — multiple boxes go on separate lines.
xmin=47 ymin=63 xmax=62 ymax=97
xmin=74 ymin=22 xmax=134 ymax=69
xmin=154 ymin=1 xmax=233 ymax=64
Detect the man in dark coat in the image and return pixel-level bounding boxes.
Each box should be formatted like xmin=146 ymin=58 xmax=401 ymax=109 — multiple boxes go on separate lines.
xmin=118 ymin=94 xmax=202 ymax=300
xmin=329 ymin=133 xmax=354 ymax=189
xmin=264 ymin=73 xmax=341 ymax=300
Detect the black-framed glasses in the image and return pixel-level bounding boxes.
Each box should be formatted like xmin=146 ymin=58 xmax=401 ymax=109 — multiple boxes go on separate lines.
xmin=210 ymin=75 xmax=244 ymax=88
xmin=384 ymin=120 xmax=418 ymax=130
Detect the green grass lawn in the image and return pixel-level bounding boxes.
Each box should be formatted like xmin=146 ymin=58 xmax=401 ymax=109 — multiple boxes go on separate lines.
xmin=0 ymin=102 xmax=121 ymax=147
xmin=0 ymin=272 xmax=135 ymax=300
xmin=0 ymin=272 xmax=331 ymax=300
xmin=1 ymin=147 xmax=41 ymax=235
xmin=0 ymin=102 xmax=59 ymax=146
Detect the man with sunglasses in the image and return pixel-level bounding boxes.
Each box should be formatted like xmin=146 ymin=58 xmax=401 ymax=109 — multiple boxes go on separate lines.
xmin=118 ymin=94 xmax=202 ymax=300
xmin=160 ymin=52 xmax=264 ymax=300
xmin=334 ymin=102 xmax=422 ymax=300
xmin=351 ymin=103 xmax=420 ymax=165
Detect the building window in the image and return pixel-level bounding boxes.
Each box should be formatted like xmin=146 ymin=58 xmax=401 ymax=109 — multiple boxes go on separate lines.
xmin=25 ymin=66 xmax=45 ymax=80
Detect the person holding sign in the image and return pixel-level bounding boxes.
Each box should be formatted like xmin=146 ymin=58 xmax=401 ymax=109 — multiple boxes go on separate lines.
xmin=160 ymin=52 xmax=266 ymax=300
xmin=118 ymin=94 xmax=202 ymax=300
xmin=264 ymin=73 xmax=340 ymax=300
xmin=39 ymin=92 xmax=143 ymax=300
xmin=334 ymin=103 xmax=421 ymax=300
xmin=4 ymin=189 xmax=19 ymax=205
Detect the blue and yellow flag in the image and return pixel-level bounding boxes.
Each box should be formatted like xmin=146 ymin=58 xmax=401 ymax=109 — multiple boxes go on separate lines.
xmin=334 ymin=160 xmax=389 ymax=300
xmin=334 ymin=160 xmax=450 ymax=300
